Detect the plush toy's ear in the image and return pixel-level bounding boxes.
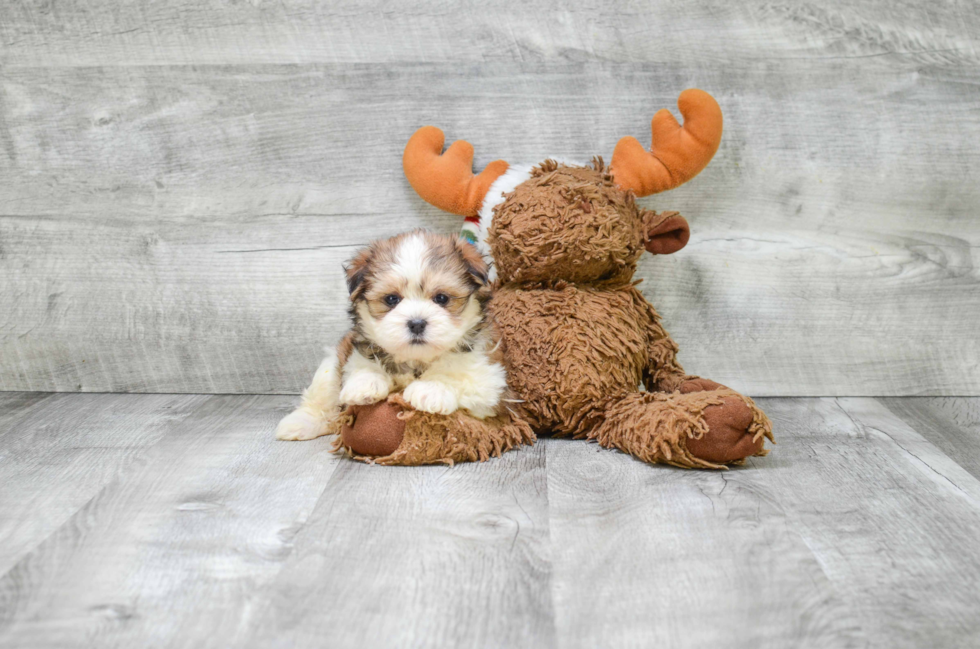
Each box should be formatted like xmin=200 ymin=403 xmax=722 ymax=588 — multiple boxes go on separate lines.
xmin=455 ymin=239 xmax=490 ymax=287
xmin=344 ymin=248 xmax=372 ymax=299
xmin=643 ymin=210 xmax=690 ymax=255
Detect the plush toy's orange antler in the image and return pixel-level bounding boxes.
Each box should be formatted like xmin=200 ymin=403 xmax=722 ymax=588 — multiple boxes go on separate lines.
xmin=403 ymin=126 xmax=510 ymax=216
xmin=610 ymin=89 xmax=723 ymax=197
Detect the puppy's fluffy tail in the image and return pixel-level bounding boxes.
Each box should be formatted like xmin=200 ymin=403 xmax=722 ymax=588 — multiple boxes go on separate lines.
xmin=276 ymin=347 xmax=344 ymax=441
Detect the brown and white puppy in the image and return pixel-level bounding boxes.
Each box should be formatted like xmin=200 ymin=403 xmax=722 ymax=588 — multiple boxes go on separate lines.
xmin=275 ymin=230 xmax=507 ymax=441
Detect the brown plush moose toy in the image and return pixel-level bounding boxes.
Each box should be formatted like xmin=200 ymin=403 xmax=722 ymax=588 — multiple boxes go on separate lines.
xmin=339 ymin=89 xmax=772 ymax=469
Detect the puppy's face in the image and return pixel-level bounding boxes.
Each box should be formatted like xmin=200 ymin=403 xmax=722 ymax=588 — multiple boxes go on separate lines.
xmin=345 ymin=231 xmax=490 ymax=363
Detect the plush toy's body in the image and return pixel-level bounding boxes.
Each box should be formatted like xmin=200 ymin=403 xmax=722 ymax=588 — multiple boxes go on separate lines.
xmin=486 ymin=162 xmax=771 ymax=468
xmin=338 ymin=89 xmax=773 ymax=468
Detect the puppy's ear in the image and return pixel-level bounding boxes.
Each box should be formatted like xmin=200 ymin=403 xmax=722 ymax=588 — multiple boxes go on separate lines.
xmin=455 ymin=239 xmax=490 ymax=287
xmin=344 ymin=248 xmax=372 ymax=299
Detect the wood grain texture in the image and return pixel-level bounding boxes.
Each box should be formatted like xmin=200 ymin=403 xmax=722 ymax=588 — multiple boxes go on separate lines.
xmin=547 ymin=397 xmax=980 ymax=648
xmin=1 ymin=1 xmax=979 ymax=395
xmin=3 ymin=394 xmax=980 ymax=647
xmin=0 ymin=394 xmax=341 ymax=648
xmin=245 ymin=442 xmax=553 ymax=648
xmin=1 ymin=1 xmax=978 ymax=67
xmin=0 ymin=392 xmax=204 ymax=576
xmin=880 ymin=397 xmax=980 ymax=482
xmin=758 ymin=397 xmax=980 ymax=647
xmin=545 ymin=437 xmax=863 ymax=648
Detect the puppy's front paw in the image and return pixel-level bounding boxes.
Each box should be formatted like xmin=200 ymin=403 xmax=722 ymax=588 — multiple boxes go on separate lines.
xmin=340 ymin=373 xmax=390 ymax=406
xmin=404 ymin=380 xmax=459 ymax=415
xmin=276 ymin=408 xmax=330 ymax=441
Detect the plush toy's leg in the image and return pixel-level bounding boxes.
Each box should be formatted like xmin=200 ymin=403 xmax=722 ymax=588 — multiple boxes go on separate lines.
xmin=335 ymin=395 xmax=536 ymax=466
xmin=337 ymin=401 xmax=406 ymax=457
xmin=590 ymin=385 xmax=773 ymax=469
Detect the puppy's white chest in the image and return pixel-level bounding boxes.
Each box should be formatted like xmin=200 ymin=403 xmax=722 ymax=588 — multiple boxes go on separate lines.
xmin=392 ymin=371 xmax=421 ymax=390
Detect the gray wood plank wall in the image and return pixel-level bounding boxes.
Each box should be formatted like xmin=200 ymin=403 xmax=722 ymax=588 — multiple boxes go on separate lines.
xmin=1 ymin=1 xmax=978 ymax=395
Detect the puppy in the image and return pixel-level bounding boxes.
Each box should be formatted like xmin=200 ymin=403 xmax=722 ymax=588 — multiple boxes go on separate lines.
xmin=275 ymin=230 xmax=508 ymax=441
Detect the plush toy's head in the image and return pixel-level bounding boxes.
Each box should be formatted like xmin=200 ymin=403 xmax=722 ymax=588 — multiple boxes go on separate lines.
xmin=485 ymin=160 xmax=692 ymax=283
xmin=403 ymin=88 xmax=723 ymax=283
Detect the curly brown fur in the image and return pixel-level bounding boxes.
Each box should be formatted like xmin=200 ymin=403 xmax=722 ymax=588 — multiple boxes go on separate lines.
xmin=491 ymin=281 xmax=682 ymax=436
xmin=488 ymin=159 xmax=646 ymax=285
xmin=486 ymin=160 xmax=772 ymax=468
xmin=590 ymin=388 xmax=772 ymax=470
xmin=334 ymin=395 xmax=536 ymax=466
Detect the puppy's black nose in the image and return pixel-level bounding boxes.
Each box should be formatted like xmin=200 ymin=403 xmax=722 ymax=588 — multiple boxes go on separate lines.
xmin=407 ymin=319 xmax=427 ymax=335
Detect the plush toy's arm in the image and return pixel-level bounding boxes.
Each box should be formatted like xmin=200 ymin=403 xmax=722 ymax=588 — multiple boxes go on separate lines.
xmin=639 ymin=297 xmax=688 ymax=393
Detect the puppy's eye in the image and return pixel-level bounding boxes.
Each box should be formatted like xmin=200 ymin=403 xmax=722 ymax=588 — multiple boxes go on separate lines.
xmin=433 ymin=293 xmax=450 ymax=306
xmin=383 ymin=294 xmax=401 ymax=307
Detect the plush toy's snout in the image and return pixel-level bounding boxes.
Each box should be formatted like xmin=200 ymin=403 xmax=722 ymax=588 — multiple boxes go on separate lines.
xmin=643 ymin=210 xmax=690 ymax=255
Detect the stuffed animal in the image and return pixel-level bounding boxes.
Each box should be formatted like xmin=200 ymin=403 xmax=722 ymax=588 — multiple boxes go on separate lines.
xmin=339 ymin=89 xmax=772 ymax=468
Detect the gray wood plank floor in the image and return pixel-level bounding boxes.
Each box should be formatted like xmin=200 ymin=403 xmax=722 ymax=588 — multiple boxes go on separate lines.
xmin=1 ymin=394 xmax=979 ymax=648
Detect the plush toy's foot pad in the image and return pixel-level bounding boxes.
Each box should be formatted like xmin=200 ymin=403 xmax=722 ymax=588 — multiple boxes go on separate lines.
xmin=593 ymin=387 xmax=773 ymax=469
xmin=686 ymin=395 xmax=766 ymax=464
xmin=340 ymin=402 xmax=406 ymax=457
xmin=335 ymin=394 xmax=536 ymax=466
xmin=678 ymin=377 xmax=726 ymax=393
